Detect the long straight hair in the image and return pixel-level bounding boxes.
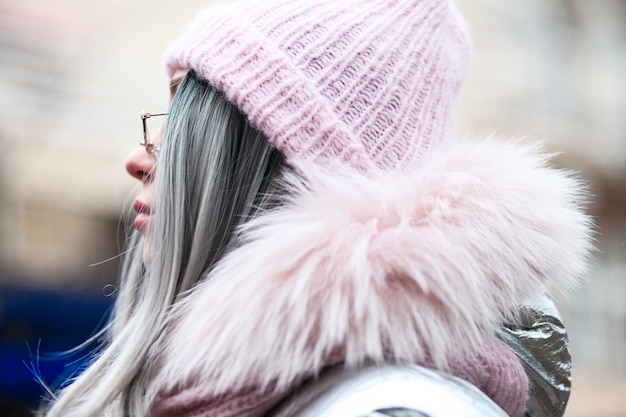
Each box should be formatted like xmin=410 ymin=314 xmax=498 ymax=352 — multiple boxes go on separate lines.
xmin=44 ymin=71 xmax=286 ymax=416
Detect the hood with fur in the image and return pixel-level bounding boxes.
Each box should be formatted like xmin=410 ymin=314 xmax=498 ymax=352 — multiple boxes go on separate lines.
xmin=150 ymin=137 xmax=593 ymax=402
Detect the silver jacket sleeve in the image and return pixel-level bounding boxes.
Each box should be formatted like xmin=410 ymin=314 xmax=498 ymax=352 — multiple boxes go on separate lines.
xmin=269 ymin=364 xmax=509 ymax=417
xmin=499 ymin=295 xmax=572 ymax=417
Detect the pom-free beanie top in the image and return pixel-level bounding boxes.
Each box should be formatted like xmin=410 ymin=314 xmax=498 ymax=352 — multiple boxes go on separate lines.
xmin=164 ymin=0 xmax=471 ymax=171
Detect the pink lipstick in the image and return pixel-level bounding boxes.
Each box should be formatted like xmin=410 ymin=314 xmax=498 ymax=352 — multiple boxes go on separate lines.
xmin=133 ymin=200 xmax=152 ymax=231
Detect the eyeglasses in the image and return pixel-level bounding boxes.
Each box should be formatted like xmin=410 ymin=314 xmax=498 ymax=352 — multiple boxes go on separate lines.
xmin=140 ymin=111 xmax=169 ymax=154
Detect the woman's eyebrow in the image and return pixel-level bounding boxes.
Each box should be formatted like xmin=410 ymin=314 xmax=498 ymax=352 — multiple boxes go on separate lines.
xmin=169 ymin=76 xmax=184 ymax=97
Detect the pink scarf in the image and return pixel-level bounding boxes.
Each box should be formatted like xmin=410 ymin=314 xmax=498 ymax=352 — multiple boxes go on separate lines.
xmin=152 ymin=340 xmax=528 ymax=417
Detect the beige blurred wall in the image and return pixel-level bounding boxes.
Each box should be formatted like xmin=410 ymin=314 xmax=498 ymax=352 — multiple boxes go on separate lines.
xmin=1 ymin=0 xmax=625 ymax=414
xmin=0 ymin=0 xmax=210 ymax=287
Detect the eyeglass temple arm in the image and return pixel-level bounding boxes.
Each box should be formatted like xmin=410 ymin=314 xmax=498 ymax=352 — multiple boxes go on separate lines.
xmin=141 ymin=111 xmax=170 ymax=142
xmin=141 ymin=111 xmax=169 ymax=120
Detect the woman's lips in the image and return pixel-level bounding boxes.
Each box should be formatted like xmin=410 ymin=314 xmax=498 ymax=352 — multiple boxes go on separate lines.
xmin=133 ymin=200 xmax=152 ymax=231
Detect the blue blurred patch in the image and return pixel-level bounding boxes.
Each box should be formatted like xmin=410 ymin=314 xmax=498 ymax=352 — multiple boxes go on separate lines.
xmin=0 ymin=285 xmax=112 ymax=408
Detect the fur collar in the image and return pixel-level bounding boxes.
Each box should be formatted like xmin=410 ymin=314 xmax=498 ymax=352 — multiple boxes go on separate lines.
xmin=151 ymin=137 xmax=593 ymax=396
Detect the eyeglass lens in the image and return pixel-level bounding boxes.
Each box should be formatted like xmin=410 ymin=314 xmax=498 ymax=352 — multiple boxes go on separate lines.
xmin=141 ymin=112 xmax=168 ymax=153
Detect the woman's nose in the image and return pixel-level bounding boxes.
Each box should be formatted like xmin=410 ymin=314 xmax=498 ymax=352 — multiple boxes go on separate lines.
xmin=125 ymin=146 xmax=155 ymax=182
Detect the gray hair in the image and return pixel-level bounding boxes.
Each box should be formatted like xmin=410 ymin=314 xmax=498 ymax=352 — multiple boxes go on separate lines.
xmin=44 ymin=72 xmax=287 ymax=416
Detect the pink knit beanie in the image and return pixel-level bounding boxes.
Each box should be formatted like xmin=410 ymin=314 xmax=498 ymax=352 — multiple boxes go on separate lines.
xmin=164 ymin=0 xmax=470 ymax=170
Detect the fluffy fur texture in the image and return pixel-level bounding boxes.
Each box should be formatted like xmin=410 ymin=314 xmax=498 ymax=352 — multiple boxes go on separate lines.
xmin=149 ymin=138 xmax=593 ymax=412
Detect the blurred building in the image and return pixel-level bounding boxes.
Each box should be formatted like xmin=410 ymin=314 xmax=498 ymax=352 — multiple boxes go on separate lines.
xmin=0 ymin=0 xmax=625 ymax=414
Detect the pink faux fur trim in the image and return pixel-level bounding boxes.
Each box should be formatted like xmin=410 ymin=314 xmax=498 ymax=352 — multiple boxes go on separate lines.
xmin=150 ymin=138 xmax=593 ymax=399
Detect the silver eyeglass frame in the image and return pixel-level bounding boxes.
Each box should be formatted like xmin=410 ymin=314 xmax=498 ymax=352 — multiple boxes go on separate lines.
xmin=140 ymin=111 xmax=169 ymax=154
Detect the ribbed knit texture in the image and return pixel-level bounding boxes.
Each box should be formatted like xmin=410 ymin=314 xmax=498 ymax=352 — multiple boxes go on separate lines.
xmin=164 ymin=0 xmax=470 ymax=170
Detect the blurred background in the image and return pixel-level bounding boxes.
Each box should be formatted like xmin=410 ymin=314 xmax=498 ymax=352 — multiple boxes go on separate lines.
xmin=0 ymin=0 xmax=624 ymax=415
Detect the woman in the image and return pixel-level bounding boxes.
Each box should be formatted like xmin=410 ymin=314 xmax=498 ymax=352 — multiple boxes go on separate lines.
xmin=44 ymin=0 xmax=593 ymax=416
